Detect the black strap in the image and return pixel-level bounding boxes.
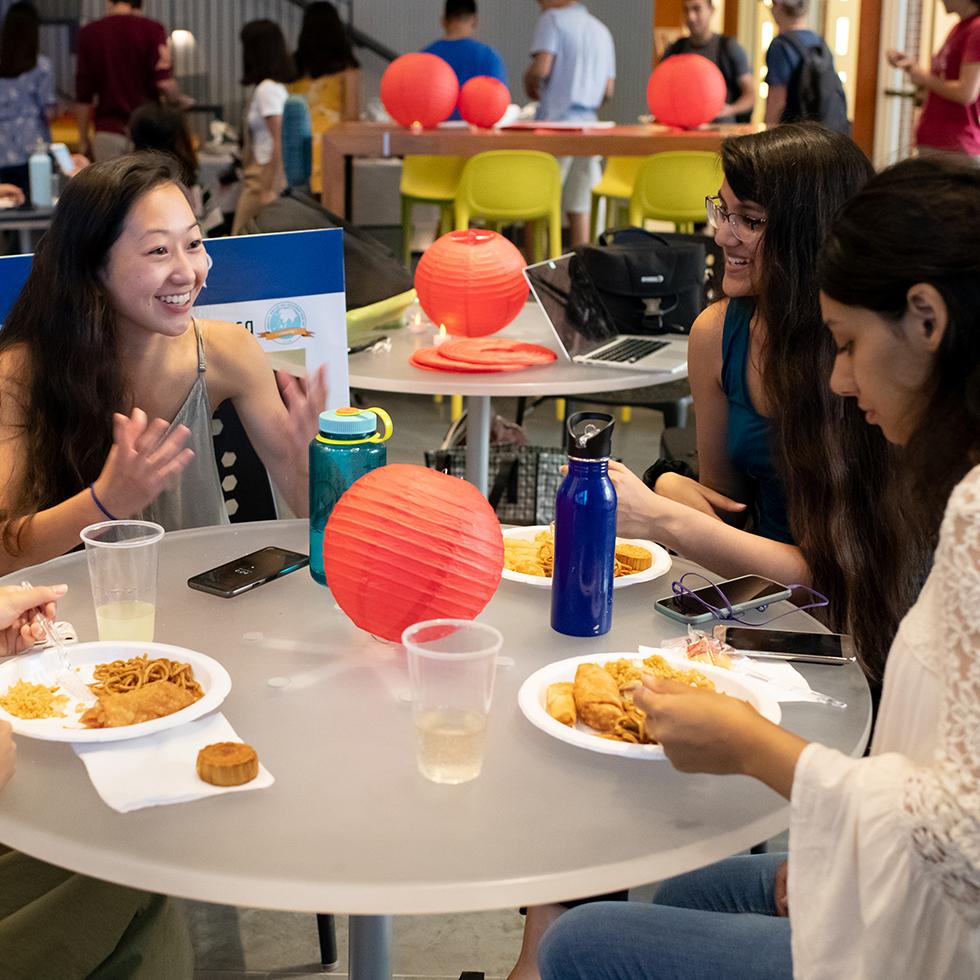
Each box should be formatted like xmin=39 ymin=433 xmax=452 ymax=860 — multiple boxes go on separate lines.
xmin=488 ymin=454 xmax=521 ymax=510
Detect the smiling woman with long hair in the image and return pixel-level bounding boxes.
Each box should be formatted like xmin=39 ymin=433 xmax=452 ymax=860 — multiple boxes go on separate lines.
xmin=608 ymin=125 xmax=918 ymax=685
xmin=0 ymin=152 xmax=324 ymax=573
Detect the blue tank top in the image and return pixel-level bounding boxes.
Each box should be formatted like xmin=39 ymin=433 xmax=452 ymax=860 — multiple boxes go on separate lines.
xmin=721 ymin=299 xmax=793 ymax=544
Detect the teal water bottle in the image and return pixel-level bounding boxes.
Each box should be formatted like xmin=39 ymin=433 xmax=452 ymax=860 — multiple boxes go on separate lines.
xmin=309 ymin=406 xmax=393 ymax=585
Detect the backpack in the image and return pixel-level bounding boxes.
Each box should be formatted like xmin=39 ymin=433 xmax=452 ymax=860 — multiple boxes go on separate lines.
xmin=780 ymin=32 xmax=850 ymax=135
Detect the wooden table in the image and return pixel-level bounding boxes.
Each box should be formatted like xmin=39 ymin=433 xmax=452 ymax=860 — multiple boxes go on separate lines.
xmin=321 ymin=121 xmax=764 ymax=218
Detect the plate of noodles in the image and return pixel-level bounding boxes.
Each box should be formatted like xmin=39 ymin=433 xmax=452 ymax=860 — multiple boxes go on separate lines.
xmin=517 ymin=650 xmax=781 ymax=759
xmin=0 ymin=641 xmax=231 ymax=742
xmin=501 ymin=526 xmax=671 ymax=589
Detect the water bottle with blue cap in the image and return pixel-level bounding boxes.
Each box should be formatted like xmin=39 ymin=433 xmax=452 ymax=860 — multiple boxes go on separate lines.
xmin=309 ymin=406 xmax=393 ymax=584
xmin=551 ymin=411 xmax=617 ymax=636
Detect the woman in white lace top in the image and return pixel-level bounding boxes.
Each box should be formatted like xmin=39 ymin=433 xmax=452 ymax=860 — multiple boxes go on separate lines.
xmin=537 ymin=157 xmax=980 ymax=978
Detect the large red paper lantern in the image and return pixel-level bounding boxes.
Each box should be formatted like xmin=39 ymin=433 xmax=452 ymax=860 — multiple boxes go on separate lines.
xmin=647 ymin=54 xmax=727 ymax=129
xmin=414 ymin=229 xmax=528 ymax=337
xmin=324 ymin=464 xmax=504 ymax=643
xmin=381 ymin=53 xmax=459 ymax=129
xmin=458 ymin=76 xmax=510 ymax=129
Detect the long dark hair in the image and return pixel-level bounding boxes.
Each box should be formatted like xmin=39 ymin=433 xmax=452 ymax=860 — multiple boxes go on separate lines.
xmin=129 ymin=103 xmax=199 ymax=186
xmin=0 ymin=153 xmax=189 ymax=552
xmin=820 ymin=155 xmax=980 ymax=569
xmin=294 ymin=1 xmax=359 ymax=79
xmin=0 ymin=1 xmax=39 ymax=79
xmin=240 ymin=19 xmax=296 ymax=86
xmin=721 ymin=125 xmax=906 ymax=682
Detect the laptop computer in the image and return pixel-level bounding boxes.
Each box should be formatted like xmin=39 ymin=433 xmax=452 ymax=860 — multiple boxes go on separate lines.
xmin=524 ymin=253 xmax=688 ymax=374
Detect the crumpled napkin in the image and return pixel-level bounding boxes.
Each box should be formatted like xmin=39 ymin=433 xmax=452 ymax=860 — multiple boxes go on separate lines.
xmin=639 ymin=645 xmax=828 ymax=703
xmin=73 ymin=712 xmax=274 ymax=813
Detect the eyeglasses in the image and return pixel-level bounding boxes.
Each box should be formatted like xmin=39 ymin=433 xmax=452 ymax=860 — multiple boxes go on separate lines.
xmin=705 ymin=196 xmax=767 ymax=243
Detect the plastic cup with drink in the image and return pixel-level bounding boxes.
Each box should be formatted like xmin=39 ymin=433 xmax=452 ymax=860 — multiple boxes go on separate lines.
xmin=80 ymin=521 xmax=165 ymax=641
xmin=403 ymin=618 xmax=502 ymax=784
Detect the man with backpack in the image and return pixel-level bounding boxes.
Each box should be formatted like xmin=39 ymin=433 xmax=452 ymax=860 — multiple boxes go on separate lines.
xmin=662 ymin=0 xmax=754 ymax=123
xmin=764 ymin=0 xmax=849 ymax=134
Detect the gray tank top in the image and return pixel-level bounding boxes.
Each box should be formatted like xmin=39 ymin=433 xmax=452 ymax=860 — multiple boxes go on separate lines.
xmin=139 ymin=320 xmax=229 ymax=531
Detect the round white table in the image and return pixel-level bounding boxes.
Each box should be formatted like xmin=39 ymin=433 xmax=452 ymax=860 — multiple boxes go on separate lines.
xmin=0 ymin=521 xmax=871 ymax=979
xmin=347 ymin=302 xmax=688 ymax=495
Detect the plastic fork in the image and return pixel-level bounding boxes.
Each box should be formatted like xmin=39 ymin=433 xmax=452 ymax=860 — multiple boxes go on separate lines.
xmin=21 ymin=581 xmax=95 ymax=705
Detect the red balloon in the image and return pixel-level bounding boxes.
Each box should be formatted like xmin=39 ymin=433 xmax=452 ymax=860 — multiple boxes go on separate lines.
xmin=324 ymin=464 xmax=503 ymax=643
xmin=458 ymin=76 xmax=510 ymax=129
xmin=647 ymin=54 xmax=727 ymax=129
xmin=381 ymin=53 xmax=459 ymax=129
xmin=414 ymin=229 xmax=528 ymax=337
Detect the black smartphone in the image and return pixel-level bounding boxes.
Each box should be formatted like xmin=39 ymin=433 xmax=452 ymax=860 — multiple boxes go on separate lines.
xmin=712 ymin=626 xmax=855 ymax=665
xmin=655 ymin=575 xmax=793 ymax=625
xmin=187 ymin=546 xmax=309 ymax=597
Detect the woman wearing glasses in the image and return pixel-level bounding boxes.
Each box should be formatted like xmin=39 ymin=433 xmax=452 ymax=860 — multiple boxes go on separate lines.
xmin=607 ymin=125 xmax=912 ymax=684
xmin=539 ymin=153 xmax=980 ymax=980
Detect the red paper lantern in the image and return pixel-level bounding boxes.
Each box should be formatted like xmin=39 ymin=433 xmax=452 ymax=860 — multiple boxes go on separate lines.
xmin=458 ymin=76 xmax=510 ymax=129
xmin=414 ymin=229 xmax=528 ymax=338
xmin=324 ymin=464 xmax=503 ymax=643
xmin=381 ymin=53 xmax=459 ymax=129
xmin=646 ymin=54 xmax=727 ymax=129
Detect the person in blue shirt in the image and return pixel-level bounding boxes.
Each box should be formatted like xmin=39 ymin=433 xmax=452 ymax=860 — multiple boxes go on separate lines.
xmin=423 ymin=0 xmax=507 ymax=121
xmin=764 ymin=0 xmax=824 ymax=125
xmin=524 ymin=0 xmax=615 ymax=246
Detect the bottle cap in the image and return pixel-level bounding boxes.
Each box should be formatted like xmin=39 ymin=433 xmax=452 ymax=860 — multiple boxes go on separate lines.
xmin=565 ymin=411 xmax=615 ymax=460
xmin=318 ymin=408 xmax=379 ymax=438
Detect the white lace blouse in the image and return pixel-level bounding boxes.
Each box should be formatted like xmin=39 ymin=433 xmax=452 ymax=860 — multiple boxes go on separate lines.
xmin=787 ymin=463 xmax=980 ymax=979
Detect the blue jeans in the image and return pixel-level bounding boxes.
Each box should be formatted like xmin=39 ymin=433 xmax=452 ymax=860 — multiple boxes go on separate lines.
xmin=538 ymin=854 xmax=792 ymax=980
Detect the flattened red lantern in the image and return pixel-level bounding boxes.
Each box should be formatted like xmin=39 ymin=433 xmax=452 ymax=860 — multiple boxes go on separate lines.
xmin=381 ymin=53 xmax=459 ymax=129
xmin=414 ymin=229 xmax=528 ymax=338
xmin=324 ymin=464 xmax=504 ymax=643
xmin=458 ymin=76 xmax=510 ymax=129
xmin=646 ymin=54 xmax=727 ymax=130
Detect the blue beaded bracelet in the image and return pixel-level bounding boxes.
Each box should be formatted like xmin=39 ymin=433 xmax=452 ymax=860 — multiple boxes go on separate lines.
xmin=88 ymin=484 xmax=118 ymax=521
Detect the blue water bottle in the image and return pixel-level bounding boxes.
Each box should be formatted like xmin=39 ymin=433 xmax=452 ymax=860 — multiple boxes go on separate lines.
xmin=551 ymin=412 xmax=617 ymax=637
xmin=309 ymin=406 xmax=393 ymax=584
xmin=28 ymin=140 xmax=52 ymax=208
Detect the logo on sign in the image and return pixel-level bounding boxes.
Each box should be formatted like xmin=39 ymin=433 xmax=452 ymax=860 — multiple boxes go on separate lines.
xmin=259 ymin=302 xmax=314 ymax=345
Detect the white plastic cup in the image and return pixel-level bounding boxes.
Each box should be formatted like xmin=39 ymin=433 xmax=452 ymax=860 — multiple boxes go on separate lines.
xmin=80 ymin=521 xmax=165 ymax=642
xmin=403 ymin=619 xmax=502 ymax=785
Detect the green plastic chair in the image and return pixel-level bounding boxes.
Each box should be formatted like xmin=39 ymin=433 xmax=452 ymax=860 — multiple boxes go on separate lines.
xmin=627 ymin=151 xmax=722 ymax=233
xmin=400 ymin=156 xmax=465 ymax=267
xmin=454 ymin=150 xmax=563 ymax=263
xmin=590 ymin=156 xmax=643 ymax=240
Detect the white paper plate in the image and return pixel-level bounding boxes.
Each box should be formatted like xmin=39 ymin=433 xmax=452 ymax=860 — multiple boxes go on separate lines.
xmin=517 ymin=650 xmax=782 ymax=760
xmin=501 ymin=526 xmax=671 ymax=590
xmin=0 ymin=641 xmax=231 ymax=743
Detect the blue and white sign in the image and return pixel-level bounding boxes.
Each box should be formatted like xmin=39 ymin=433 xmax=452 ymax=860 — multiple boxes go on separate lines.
xmin=0 ymin=227 xmax=349 ymax=407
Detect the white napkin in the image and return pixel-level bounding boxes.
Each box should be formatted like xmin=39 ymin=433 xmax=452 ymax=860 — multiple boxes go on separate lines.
xmin=638 ymin=645 xmax=824 ymax=703
xmin=73 ymin=712 xmax=274 ymax=813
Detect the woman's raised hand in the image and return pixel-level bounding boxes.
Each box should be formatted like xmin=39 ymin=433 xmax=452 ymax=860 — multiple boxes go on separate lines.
xmin=91 ymin=409 xmax=195 ymax=519
xmin=275 ymin=366 xmax=328 ymax=460
xmin=654 ymin=472 xmax=747 ymax=522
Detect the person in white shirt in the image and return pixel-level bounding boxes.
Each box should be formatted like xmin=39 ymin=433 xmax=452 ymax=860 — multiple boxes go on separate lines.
xmin=537 ymin=155 xmax=980 ymax=979
xmin=524 ymin=0 xmax=615 ymax=246
xmin=232 ymin=20 xmax=295 ymax=235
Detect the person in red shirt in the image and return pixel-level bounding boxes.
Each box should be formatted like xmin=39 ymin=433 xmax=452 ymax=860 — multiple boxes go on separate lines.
xmin=74 ymin=1 xmax=180 ymax=162
xmin=888 ymin=0 xmax=980 ymax=158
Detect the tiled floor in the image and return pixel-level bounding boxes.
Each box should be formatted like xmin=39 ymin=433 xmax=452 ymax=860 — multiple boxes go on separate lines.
xmin=187 ymin=389 xmax=784 ymax=978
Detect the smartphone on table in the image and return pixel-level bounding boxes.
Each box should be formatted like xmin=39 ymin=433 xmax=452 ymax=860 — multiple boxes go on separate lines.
xmin=713 ymin=625 xmax=855 ymax=665
xmin=187 ymin=546 xmax=309 ymax=598
xmin=654 ymin=575 xmax=793 ymax=625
